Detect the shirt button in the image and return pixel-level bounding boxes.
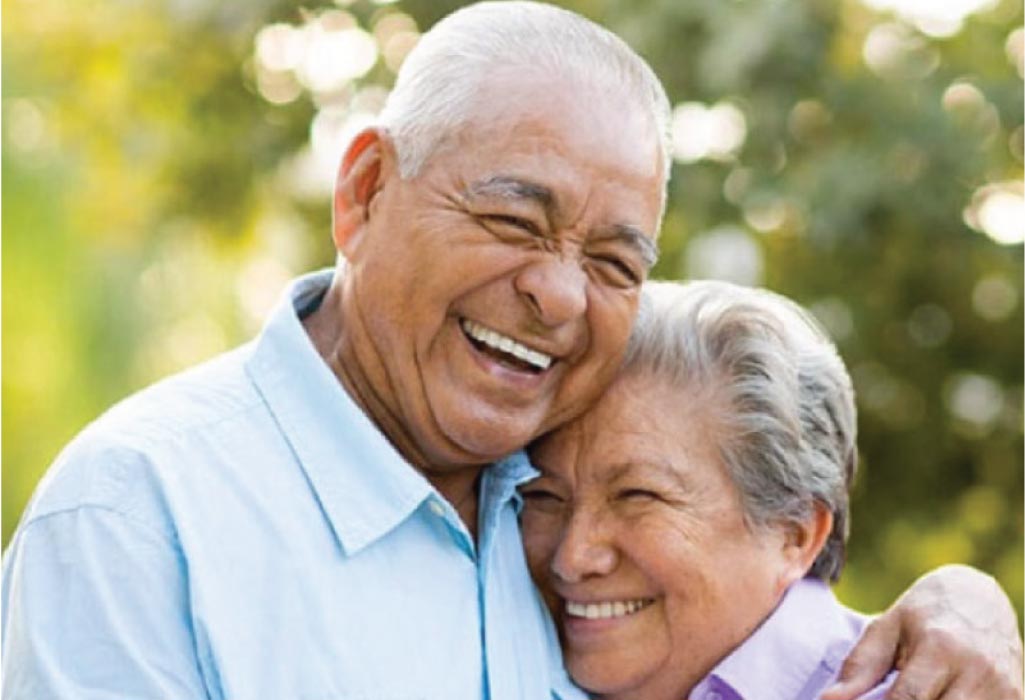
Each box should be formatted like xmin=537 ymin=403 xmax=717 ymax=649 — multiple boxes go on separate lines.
xmin=428 ymin=499 xmax=445 ymax=517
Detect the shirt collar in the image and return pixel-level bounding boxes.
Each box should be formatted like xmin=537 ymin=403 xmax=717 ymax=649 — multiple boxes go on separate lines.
xmin=244 ymin=269 xmax=434 ymax=556
xmin=488 ymin=450 xmax=540 ymax=512
xmin=699 ymin=578 xmax=851 ymax=700
xmin=475 ymin=450 xmax=539 ymax=559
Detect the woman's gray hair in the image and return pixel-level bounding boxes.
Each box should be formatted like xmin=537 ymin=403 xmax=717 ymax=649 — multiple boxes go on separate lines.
xmin=378 ymin=1 xmax=672 ymax=212
xmin=624 ymin=280 xmax=858 ymax=581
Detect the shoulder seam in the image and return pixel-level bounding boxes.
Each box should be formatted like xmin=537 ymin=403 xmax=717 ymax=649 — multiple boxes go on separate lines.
xmin=15 ymin=503 xmax=183 ymax=551
xmin=93 ymin=393 xmax=268 ymax=454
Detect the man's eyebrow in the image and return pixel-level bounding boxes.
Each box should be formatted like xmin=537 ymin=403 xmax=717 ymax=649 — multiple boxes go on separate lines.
xmin=601 ymin=223 xmax=659 ymax=270
xmin=467 ymin=175 xmax=659 ymax=269
xmin=465 ymin=175 xmax=554 ymax=208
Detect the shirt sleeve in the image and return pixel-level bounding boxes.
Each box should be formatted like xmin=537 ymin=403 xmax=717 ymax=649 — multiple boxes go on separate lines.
xmin=2 ymin=506 xmax=212 ymax=700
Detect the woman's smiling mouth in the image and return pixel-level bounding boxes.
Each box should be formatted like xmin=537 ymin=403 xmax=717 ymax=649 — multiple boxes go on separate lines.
xmin=564 ymin=597 xmax=656 ymax=620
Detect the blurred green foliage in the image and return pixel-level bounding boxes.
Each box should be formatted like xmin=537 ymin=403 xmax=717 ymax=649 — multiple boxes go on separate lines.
xmin=4 ymin=0 xmax=1022 ymax=625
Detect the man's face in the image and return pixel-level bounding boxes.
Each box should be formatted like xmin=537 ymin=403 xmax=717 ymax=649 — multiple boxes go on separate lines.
xmin=340 ymin=75 xmax=664 ymax=470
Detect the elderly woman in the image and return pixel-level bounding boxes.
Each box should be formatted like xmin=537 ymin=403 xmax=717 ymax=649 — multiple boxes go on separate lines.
xmin=520 ymin=279 xmax=889 ymax=700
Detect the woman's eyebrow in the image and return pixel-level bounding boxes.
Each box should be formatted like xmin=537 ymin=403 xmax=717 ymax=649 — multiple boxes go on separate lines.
xmin=607 ymin=459 xmax=689 ymax=489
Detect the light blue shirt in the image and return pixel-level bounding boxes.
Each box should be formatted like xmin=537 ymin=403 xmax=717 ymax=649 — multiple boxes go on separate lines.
xmin=2 ymin=270 xmax=585 ymax=700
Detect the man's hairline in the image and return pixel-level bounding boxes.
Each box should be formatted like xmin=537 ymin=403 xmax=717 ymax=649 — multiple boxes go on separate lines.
xmin=382 ymin=67 xmax=672 ymax=226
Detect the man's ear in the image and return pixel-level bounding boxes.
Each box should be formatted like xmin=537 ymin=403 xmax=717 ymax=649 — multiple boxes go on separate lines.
xmin=776 ymin=502 xmax=834 ymax=591
xmin=332 ymin=127 xmax=398 ymax=257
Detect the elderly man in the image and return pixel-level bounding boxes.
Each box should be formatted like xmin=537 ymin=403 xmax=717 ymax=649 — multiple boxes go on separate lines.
xmin=2 ymin=3 xmax=1020 ymax=700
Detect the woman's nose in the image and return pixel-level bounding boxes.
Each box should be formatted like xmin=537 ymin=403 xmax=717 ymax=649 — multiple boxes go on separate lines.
xmin=549 ymin=509 xmax=618 ymax=584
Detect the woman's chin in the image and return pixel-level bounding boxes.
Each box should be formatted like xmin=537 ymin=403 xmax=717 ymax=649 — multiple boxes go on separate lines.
xmin=567 ymin=655 xmax=655 ymax=699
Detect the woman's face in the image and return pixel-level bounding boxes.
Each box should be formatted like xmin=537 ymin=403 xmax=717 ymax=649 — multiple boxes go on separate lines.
xmin=521 ymin=372 xmax=805 ymax=700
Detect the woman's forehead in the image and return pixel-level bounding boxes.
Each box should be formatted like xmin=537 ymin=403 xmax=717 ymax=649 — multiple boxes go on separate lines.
xmin=531 ymin=376 xmax=726 ymax=482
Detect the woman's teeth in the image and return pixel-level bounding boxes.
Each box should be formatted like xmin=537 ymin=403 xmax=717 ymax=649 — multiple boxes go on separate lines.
xmin=565 ymin=598 xmax=654 ymax=620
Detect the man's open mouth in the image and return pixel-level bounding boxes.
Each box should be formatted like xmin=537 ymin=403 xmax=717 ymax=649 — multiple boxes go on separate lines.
xmin=460 ymin=319 xmax=553 ymax=374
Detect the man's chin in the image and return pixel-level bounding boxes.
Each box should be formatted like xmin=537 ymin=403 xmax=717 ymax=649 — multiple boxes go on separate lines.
xmin=436 ymin=415 xmax=543 ymax=465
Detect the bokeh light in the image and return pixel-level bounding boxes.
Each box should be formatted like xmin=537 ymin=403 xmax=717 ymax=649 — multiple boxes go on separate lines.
xmin=670 ymin=101 xmax=747 ymax=163
xmin=253 ymin=10 xmax=379 ymax=103
xmin=942 ymin=81 xmax=1001 ymax=145
xmin=862 ymin=22 xmax=939 ymax=78
xmin=972 ymin=274 xmax=1018 ymax=322
xmin=742 ymin=197 xmax=788 ymax=233
xmin=860 ymin=0 xmax=1000 ymax=37
xmin=1007 ymin=28 xmax=1025 ymax=79
xmin=256 ymin=23 xmax=306 ymax=72
xmin=683 ymin=226 xmax=763 ymax=286
xmin=248 ymin=10 xmax=423 ymax=198
xmin=372 ymin=12 xmax=420 ymax=73
xmin=297 ymin=14 xmax=377 ymax=94
xmin=6 ymin=98 xmax=50 ymax=155
xmin=964 ymin=182 xmax=1025 ymax=245
xmin=945 ymin=372 xmax=1005 ymax=435
xmin=809 ymin=297 xmax=855 ymax=341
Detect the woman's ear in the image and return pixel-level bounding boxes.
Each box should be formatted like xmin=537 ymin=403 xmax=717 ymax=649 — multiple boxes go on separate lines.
xmin=777 ymin=502 xmax=834 ymax=591
xmin=331 ymin=127 xmax=398 ymax=257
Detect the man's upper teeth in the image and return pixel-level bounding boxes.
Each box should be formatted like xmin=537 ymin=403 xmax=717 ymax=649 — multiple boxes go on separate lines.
xmin=565 ymin=599 xmax=653 ymax=620
xmin=461 ymin=320 xmax=552 ymax=370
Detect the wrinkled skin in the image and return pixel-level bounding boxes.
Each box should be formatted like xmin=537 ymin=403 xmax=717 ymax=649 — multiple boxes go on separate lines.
xmin=305 ymin=72 xmax=663 ymax=522
xmin=522 ymin=373 xmax=832 ymax=699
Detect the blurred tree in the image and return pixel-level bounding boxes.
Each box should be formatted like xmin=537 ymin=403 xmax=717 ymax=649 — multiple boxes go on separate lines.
xmin=3 ymin=0 xmax=1022 ymax=625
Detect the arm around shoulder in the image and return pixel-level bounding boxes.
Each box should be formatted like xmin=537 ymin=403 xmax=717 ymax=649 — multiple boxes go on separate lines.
xmin=823 ymin=564 xmax=1023 ymax=700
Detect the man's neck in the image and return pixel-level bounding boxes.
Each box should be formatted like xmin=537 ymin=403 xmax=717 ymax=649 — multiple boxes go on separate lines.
xmin=301 ymin=280 xmax=483 ymax=538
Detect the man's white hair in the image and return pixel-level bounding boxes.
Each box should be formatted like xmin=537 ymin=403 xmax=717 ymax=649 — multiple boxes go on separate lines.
xmin=377 ymin=1 xmax=672 ymax=212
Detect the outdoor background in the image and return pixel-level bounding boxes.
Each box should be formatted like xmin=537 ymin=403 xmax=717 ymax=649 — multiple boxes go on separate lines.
xmin=4 ymin=0 xmax=1023 ymax=624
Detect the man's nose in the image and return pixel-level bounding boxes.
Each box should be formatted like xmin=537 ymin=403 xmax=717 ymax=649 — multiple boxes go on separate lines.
xmin=514 ymin=255 xmax=588 ymax=328
xmin=550 ymin=509 xmax=618 ymax=584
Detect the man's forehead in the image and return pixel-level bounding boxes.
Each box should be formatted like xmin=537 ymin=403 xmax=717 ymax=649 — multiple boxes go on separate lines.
xmin=461 ymin=68 xmax=658 ymax=153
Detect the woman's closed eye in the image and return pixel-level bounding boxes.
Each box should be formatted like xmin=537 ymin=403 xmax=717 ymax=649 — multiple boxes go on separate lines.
xmin=519 ymin=483 xmax=570 ymax=515
xmin=520 ymin=486 xmax=564 ymax=503
xmin=617 ymin=488 xmax=662 ymax=502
